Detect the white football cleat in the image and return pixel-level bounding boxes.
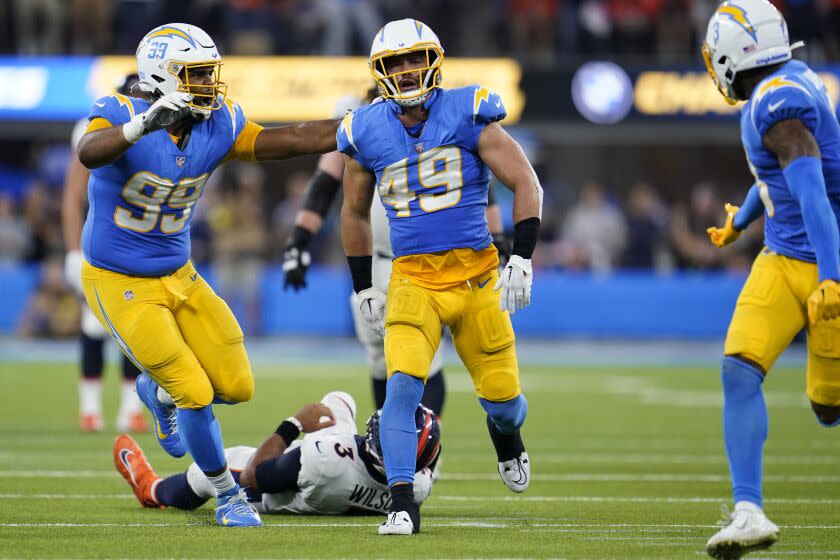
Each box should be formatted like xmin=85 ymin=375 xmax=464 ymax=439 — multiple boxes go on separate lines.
xmin=378 ymin=511 xmax=416 ymax=535
xmin=498 ymin=451 xmax=530 ymax=493
xmin=706 ymin=502 xmax=779 ymax=559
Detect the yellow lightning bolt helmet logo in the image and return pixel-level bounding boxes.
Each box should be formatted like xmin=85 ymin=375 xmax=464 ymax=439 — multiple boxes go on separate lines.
xmin=717 ymin=4 xmax=758 ymax=42
xmin=145 ymin=26 xmax=197 ymax=47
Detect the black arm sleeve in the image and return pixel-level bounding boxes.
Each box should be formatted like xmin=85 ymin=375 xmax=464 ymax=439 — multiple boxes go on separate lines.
xmin=302 ymin=170 xmax=342 ymax=218
xmin=253 ymin=446 xmax=302 ymax=493
xmin=487 ymin=183 xmax=497 ymax=206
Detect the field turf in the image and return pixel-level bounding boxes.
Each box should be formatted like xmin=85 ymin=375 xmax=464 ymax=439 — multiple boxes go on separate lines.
xmin=0 ymin=357 xmax=838 ymax=559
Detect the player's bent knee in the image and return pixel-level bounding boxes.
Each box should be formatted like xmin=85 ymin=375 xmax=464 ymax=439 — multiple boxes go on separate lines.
xmin=480 ymin=394 xmax=528 ymax=433
xmin=215 ymin=369 xmax=254 ymax=404
xmin=721 ymin=355 xmax=766 ymax=396
xmin=177 ymin=383 xmax=215 ymax=409
xmin=810 ymin=401 xmax=840 ymax=427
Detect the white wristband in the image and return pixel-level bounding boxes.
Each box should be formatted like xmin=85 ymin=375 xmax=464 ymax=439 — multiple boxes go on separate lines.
xmin=122 ymin=114 xmax=145 ymax=144
xmin=286 ymin=416 xmax=303 ymax=431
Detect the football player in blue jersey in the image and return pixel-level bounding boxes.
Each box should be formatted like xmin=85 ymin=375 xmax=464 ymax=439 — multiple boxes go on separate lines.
xmin=702 ymin=1 xmax=840 ymax=557
xmin=75 ymin=23 xmax=340 ymax=528
xmin=338 ymin=19 xmax=543 ymax=535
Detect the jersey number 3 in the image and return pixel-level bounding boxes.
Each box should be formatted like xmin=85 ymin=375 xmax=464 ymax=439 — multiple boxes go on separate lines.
xmin=115 ymin=171 xmax=208 ymax=234
xmin=379 ymin=145 xmax=463 ymax=218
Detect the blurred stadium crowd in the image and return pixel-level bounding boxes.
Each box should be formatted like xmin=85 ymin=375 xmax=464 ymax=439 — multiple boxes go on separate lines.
xmin=0 ymin=0 xmax=838 ymax=62
xmin=3 ymin=151 xmax=763 ymax=337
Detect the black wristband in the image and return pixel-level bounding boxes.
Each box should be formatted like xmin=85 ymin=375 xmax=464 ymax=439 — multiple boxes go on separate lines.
xmin=347 ymin=255 xmax=373 ymax=293
xmin=302 ymin=170 xmax=341 ymax=218
xmin=288 ymin=225 xmax=314 ymax=250
xmin=275 ymin=420 xmax=301 ymax=447
xmin=512 ymin=217 xmax=540 ymax=259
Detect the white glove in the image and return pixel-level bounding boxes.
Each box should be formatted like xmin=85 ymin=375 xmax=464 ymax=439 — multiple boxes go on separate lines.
xmin=357 ymin=287 xmax=386 ymax=337
xmin=64 ymin=249 xmax=84 ymax=294
xmin=122 ymin=92 xmax=192 ymax=143
xmin=494 ymin=254 xmax=533 ymax=314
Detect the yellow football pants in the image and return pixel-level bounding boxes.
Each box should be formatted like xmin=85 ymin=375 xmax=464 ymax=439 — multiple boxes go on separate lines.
xmin=384 ymin=267 xmax=520 ymax=402
xmin=725 ymin=250 xmax=840 ymax=406
xmin=81 ymin=260 xmax=253 ymax=409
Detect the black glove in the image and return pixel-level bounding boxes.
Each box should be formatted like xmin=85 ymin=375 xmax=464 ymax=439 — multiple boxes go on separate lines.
xmin=283 ymin=226 xmax=313 ymax=291
xmin=492 ymin=233 xmax=512 ymax=267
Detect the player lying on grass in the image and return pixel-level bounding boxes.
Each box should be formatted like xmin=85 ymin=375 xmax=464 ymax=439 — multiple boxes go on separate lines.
xmin=114 ymin=390 xmax=439 ymax=516
xmin=702 ymin=1 xmax=840 ymax=558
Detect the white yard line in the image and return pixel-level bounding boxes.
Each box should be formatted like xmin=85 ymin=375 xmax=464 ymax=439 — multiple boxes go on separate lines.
xmin=438 ymin=495 xmax=840 ymax=505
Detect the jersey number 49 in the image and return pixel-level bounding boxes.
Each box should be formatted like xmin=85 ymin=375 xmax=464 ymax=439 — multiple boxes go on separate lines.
xmin=379 ymin=145 xmax=463 ymax=218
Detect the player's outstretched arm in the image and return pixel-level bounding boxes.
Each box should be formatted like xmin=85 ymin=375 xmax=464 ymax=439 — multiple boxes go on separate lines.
xmin=283 ymin=151 xmax=346 ymax=291
xmin=253 ymin=119 xmax=341 ymax=161
xmin=478 ymin=123 xmax=543 ymax=313
xmin=240 ymin=403 xmax=335 ymax=491
xmin=764 ymin=118 xmax=840 ymax=322
xmin=340 ymin=156 xmax=385 ymax=335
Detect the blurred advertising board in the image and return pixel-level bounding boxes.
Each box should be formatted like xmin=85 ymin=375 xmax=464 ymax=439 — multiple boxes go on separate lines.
xmin=0 ymin=55 xmax=524 ymax=123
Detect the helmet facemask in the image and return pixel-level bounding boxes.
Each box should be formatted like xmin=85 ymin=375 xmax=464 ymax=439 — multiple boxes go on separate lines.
xmin=701 ymin=42 xmax=739 ymax=105
xmin=370 ymin=44 xmax=443 ymax=107
xmin=167 ymin=60 xmax=227 ymax=119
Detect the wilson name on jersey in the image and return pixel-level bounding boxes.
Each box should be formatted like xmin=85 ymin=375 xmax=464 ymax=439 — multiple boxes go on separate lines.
xmin=741 ymin=60 xmax=840 ymax=262
xmin=337 ymin=86 xmax=506 ymax=258
xmin=82 ymin=94 xmax=249 ymax=276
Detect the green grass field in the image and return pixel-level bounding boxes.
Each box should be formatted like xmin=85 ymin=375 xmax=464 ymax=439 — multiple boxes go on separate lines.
xmin=1 ymin=357 xmax=838 ymax=559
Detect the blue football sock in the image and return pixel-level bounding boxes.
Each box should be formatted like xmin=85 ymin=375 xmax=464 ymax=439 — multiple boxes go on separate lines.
xmin=177 ymin=405 xmax=227 ymax=474
xmin=480 ymin=395 xmax=528 ymax=434
xmin=721 ymin=356 xmax=767 ymax=508
xmin=154 ymin=473 xmax=206 ymax=510
xmin=380 ymin=372 xmax=424 ymax=486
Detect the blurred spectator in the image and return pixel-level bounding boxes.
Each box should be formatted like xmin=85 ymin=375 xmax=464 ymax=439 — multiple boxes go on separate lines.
xmin=509 ymin=0 xmax=559 ymax=65
xmin=69 ymin=0 xmax=113 ymax=54
xmin=0 ymin=194 xmax=29 ymax=264
xmin=18 ymin=258 xmax=80 ymax=338
xmin=316 ymin=0 xmax=382 ymax=55
xmin=13 ymin=0 xmax=65 ymax=54
xmin=670 ymin=182 xmax=728 ymax=270
xmin=212 ymin=164 xmax=269 ymax=334
xmin=622 ymin=181 xmax=670 ymax=270
xmin=559 ymin=180 xmax=627 ymax=272
xmin=22 ymin=181 xmax=62 ymax=263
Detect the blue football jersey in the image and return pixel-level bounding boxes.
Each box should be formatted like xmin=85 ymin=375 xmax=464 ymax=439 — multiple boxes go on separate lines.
xmin=82 ymin=94 xmax=248 ymax=276
xmin=741 ymin=60 xmax=840 ymax=263
xmin=337 ymin=86 xmax=506 ymax=258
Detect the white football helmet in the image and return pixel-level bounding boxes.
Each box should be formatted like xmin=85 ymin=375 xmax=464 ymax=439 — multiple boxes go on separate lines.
xmin=702 ymin=0 xmax=804 ymax=104
xmin=135 ymin=23 xmax=226 ymax=119
xmin=369 ymin=19 xmax=444 ymax=107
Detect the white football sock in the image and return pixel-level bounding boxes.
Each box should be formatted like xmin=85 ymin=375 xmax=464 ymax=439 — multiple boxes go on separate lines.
xmin=118 ymin=381 xmax=143 ymax=417
xmin=79 ymin=379 xmax=102 ymax=416
xmin=156 ymin=386 xmax=175 ymax=406
xmin=206 ymin=469 xmax=237 ymax=497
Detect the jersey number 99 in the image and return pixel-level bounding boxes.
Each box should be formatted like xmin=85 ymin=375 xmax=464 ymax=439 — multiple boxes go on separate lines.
xmin=379 ymin=146 xmax=463 ymax=217
xmin=114 ymin=171 xmax=208 ymax=234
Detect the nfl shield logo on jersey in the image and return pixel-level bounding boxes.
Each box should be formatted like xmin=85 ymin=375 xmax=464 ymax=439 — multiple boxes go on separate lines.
xmin=176 ymin=156 xmax=186 ymax=167
xmin=123 ymin=290 xmax=134 ymax=301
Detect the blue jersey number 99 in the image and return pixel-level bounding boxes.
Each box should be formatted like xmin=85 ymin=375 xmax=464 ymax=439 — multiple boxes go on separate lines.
xmin=115 ymin=171 xmax=208 ymax=234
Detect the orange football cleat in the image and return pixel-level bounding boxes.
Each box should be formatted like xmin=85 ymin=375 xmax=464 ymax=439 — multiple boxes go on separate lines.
xmin=80 ymin=413 xmax=104 ymax=433
xmin=113 ymin=434 xmax=163 ymax=508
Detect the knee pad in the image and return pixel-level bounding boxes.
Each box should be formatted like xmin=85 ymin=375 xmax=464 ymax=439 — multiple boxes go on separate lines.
xmin=810 ymin=401 xmax=840 ymax=427
xmin=216 ymin=370 xmax=254 ymax=404
xmin=480 ymin=394 xmax=528 ymax=434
